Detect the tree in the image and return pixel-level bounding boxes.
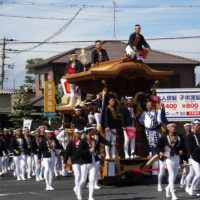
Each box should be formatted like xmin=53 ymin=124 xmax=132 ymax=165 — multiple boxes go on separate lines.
xmin=8 ymin=58 xmax=44 ymax=128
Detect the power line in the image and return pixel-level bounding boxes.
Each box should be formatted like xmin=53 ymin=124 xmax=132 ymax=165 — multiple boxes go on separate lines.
xmin=2 ymin=35 xmax=200 ymax=45
xmin=0 ymin=14 xmax=70 ymax=21
xmin=16 ymin=6 xmax=84 ymax=53
xmin=2 ymin=1 xmax=200 ymax=8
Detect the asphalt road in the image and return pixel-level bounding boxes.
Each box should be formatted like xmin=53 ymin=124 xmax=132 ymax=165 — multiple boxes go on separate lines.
xmin=0 ymin=174 xmax=199 ymax=200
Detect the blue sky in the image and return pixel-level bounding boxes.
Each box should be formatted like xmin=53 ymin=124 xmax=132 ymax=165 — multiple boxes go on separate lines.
xmin=0 ymin=0 xmax=200 ymax=89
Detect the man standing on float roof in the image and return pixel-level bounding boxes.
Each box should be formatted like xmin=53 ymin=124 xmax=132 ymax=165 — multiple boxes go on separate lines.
xmin=125 ymin=24 xmax=150 ymax=62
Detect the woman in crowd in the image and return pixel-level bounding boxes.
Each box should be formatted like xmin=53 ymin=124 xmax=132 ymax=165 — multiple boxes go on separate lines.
xmin=10 ymin=129 xmax=28 ymax=181
xmin=157 ymin=123 xmax=185 ymax=200
xmin=38 ymin=130 xmax=61 ymax=191
xmin=64 ymin=128 xmax=83 ymax=198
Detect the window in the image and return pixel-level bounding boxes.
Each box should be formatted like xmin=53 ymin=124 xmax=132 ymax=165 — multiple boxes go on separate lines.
xmin=39 ymin=73 xmax=48 ymax=89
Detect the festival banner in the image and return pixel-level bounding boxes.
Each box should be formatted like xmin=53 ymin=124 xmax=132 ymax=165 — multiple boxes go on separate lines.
xmin=44 ymin=81 xmax=56 ymax=116
xmin=157 ymin=88 xmax=200 ymax=121
xmin=23 ymin=119 xmax=32 ymax=130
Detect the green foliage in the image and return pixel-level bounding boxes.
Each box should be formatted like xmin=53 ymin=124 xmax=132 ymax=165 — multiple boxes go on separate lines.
xmin=8 ymin=57 xmax=63 ymax=129
xmin=8 ymin=87 xmax=37 ymax=129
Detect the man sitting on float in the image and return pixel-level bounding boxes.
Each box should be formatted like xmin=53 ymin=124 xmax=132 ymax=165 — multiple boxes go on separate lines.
xmin=125 ymin=24 xmax=150 ymax=62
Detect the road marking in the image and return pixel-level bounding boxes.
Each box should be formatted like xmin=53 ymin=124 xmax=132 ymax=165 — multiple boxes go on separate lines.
xmin=0 ymin=192 xmax=23 ymax=196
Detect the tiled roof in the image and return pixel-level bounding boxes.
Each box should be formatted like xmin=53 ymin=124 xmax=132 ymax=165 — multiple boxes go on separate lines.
xmin=29 ymin=40 xmax=200 ymax=69
xmin=0 ymin=89 xmax=16 ymax=94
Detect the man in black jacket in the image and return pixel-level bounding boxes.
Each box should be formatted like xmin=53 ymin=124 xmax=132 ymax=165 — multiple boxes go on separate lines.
xmin=103 ymin=96 xmax=118 ymax=159
xmin=91 ymin=40 xmax=109 ymax=67
xmin=125 ymin=24 xmax=150 ymax=62
xmin=121 ymin=96 xmax=138 ymax=159
xmin=185 ymin=120 xmax=200 ymax=196
xmin=77 ymin=125 xmax=111 ymax=200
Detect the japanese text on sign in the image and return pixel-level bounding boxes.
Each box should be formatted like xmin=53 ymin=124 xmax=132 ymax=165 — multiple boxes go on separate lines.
xmin=44 ymin=81 xmax=56 ymax=113
xmin=157 ymin=88 xmax=200 ymax=121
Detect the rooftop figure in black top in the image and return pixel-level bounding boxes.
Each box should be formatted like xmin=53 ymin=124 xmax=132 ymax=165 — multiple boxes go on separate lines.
xmin=125 ymin=24 xmax=150 ymax=62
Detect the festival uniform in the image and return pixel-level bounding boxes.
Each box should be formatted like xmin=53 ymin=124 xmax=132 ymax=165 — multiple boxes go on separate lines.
xmin=32 ymin=135 xmax=43 ymax=181
xmin=179 ymin=130 xmax=190 ymax=188
xmin=185 ymin=131 xmax=200 ymax=196
xmin=10 ymin=135 xmax=28 ymax=181
xmin=91 ymin=49 xmax=109 ymax=65
xmin=103 ymin=105 xmax=118 ymax=159
xmin=38 ymin=136 xmax=62 ymax=190
xmin=92 ymin=132 xmax=111 ymax=189
xmin=126 ymin=32 xmax=150 ymax=61
xmin=24 ymin=134 xmax=34 ymax=179
xmin=2 ymin=131 xmax=12 ymax=174
xmin=64 ymin=138 xmax=81 ymax=197
xmin=139 ymin=109 xmax=162 ymax=156
xmin=157 ymin=134 xmax=185 ymax=200
xmin=77 ymin=134 xmax=111 ymax=200
xmin=0 ymin=138 xmax=8 ymax=175
xmin=121 ymin=103 xmax=137 ymax=159
xmin=56 ymin=129 xmax=71 ymax=176
xmin=72 ymin=114 xmax=88 ymax=131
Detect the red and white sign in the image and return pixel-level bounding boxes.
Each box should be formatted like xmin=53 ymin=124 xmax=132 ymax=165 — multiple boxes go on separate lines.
xmin=157 ymin=88 xmax=200 ymax=121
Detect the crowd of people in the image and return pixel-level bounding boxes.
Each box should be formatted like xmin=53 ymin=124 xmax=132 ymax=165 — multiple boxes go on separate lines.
xmin=0 ymin=25 xmax=200 ymax=200
xmin=1 ymin=92 xmax=200 ymax=200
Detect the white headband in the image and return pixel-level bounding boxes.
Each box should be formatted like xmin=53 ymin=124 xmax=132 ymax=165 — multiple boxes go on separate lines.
xmin=167 ymin=123 xmax=176 ymax=128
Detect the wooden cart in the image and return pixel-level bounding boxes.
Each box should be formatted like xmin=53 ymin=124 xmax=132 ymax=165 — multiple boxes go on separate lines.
xmin=57 ymin=58 xmax=174 ymax=184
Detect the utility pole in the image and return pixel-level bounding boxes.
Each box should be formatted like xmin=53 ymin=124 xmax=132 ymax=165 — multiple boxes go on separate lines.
xmin=0 ymin=37 xmax=6 ymax=89
xmin=113 ymin=1 xmax=117 ymax=40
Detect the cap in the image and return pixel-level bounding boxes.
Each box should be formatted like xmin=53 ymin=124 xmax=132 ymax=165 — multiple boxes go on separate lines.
xmin=74 ymin=105 xmax=82 ymax=111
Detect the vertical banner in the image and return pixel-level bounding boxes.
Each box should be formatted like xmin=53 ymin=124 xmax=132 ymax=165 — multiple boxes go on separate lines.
xmin=23 ymin=119 xmax=32 ymax=130
xmin=44 ymin=81 xmax=56 ymax=117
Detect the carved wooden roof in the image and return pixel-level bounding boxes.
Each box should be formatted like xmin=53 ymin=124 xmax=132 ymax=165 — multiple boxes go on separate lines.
xmin=63 ymin=59 xmax=174 ymax=96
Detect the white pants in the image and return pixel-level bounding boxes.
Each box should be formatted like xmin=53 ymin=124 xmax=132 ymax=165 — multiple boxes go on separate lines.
xmin=105 ymin=129 xmax=116 ymax=158
xmin=78 ymin=162 xmax=96 ymax=200
xmin=13 ymin=153 xmax=26 ymax=179
xmin=180 ymin=165 xmax=189 ymax=186
xmin=185 ymin=158 xmax=195 ymax=189
xmin=26 ymin=155 xmax=32 ymax=177
xmin=158 ymin=160 xmax=166 ymax=187
xmin=165 ymin=155 xmax=180 ymax=197
xmin=34 ymin=154 xmax=41 ymax=180
xmin=43 ymin=152 xmax=56 ymax=188
xmin=39 ymin=159 xmax=44 ymax=179
xmin=94 ymin=113 xmax=101 ymax=125
xmin=72 ymin=164 xmax=81 ymax=191
xmin=95 ymin=161 xmax=100 ymax=185
xmin=123 ymin=127 xmax=136 ymax=157
xmin=88 ymin=114 xmax=96 ymax=124
xmin=190 ymin=158 xmax=200 ymax=192
xmin=2 ymin=155 xmax=9 ymax=173
xmin=125 ymin=45 xmax=143 ymax=60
